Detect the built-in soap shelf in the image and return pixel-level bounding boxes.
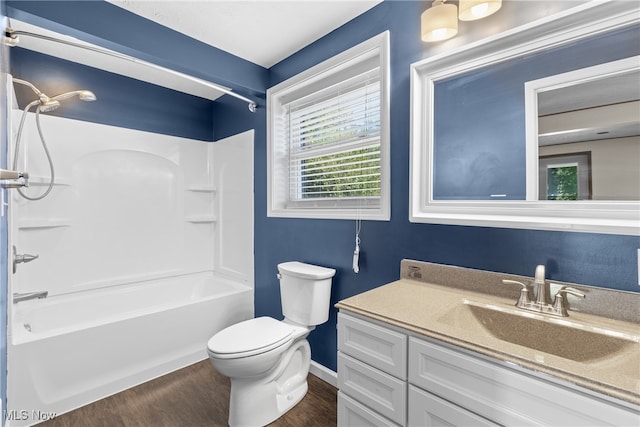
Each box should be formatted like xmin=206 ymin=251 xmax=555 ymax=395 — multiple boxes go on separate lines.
xmin=17 ymin=218 xmax=72 ymax=229
xmin=186 ymin=185 xmax=216 ymax=193
xmin=185 ymin=216 xmax=217 ymax=224
xmin=27 ymin=175 xmax=72 ymax=186
xmin=186 ymin=184 xmax=216 ymax=223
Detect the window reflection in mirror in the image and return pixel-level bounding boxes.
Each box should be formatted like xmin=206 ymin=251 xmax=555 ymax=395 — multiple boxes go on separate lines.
xmin=529 ymin=58 xmax=640 ymax=201
xmin=539 ymin=152 xmax=591 ymax=200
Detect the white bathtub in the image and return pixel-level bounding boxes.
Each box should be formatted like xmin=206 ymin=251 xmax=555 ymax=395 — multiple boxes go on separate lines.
xmin=7 ymin=272 xmax=253 ymax=426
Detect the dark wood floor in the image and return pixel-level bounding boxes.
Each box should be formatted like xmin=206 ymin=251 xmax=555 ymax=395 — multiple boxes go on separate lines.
xmin=40 ymin=360 xmax=337 ymax=427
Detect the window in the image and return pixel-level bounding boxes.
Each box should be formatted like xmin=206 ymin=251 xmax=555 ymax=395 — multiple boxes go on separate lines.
xmin=546 ymin=164 xmax=578 ymax=200
xmin=268 ymin=32 xmax=390 ymax=220
xmin=538 ymin=152 xmax=592 ymax=201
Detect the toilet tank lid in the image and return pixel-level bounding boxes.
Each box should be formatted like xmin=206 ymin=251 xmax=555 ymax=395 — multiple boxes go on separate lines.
xmin=278 ymin=261 xmax=336 ymax=280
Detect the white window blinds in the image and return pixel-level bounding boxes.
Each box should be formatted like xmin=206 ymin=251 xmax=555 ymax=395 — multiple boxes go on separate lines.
xmin=286 ymin=70 xmax=381 ymax=206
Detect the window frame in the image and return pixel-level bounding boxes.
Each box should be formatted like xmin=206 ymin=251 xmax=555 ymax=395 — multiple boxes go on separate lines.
xmin=267 ymin=31 xmax=390 ymax=221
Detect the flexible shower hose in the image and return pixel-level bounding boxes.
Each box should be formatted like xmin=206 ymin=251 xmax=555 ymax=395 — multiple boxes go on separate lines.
xmin=12 ymin=102 xmax=56 ymax=201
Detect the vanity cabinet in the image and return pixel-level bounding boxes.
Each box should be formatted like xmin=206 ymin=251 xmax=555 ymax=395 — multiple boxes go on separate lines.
xmin=337 ymin=311 xmax=639 ymax=427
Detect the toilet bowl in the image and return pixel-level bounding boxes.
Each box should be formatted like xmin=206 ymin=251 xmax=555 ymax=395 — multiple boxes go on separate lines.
xmin=208 ymin=317 xmax=312 ymax=426
xmin=207 ymin=261 xmax=335 ymax=427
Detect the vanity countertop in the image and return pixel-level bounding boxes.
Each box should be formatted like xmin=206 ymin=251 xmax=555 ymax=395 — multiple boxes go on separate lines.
xmin=336 ymin=278 xmax=640 ymax=406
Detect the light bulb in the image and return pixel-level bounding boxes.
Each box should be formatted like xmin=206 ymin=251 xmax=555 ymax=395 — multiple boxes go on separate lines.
xmin=459 ymin=0 xmax=502 ymax=21
xmin=471 ymin=3 xmax=489 ymax=17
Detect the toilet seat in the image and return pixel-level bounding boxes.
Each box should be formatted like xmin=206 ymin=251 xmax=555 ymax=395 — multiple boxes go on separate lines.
xmin=207 ymin=317 xmax=296 ymax=359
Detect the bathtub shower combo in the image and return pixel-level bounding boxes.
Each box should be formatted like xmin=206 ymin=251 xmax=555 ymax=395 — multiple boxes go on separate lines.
xmin=5 ymin=77 xmax=255 ymax=426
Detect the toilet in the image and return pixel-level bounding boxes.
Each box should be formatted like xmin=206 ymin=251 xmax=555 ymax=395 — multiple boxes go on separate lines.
xmin=207 ymin=261 xmax=336 ymax=427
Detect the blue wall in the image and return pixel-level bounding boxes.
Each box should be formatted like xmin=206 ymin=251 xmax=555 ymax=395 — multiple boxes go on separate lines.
xmin=4 ymin=0 xmax=640 ymax=379
xmin=251 ymin=1 xmax=640 ymax=372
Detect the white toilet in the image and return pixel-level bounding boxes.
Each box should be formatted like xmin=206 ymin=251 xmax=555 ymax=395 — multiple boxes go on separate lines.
xmin=207 ymin=261 xmax=336 ymax=427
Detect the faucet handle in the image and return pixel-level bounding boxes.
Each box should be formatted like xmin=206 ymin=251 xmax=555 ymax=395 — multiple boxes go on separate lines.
xmin=553 ymin=286 xmax=585 ymax=316
xmin=502 ymin=279 xmax=531 ymax=307
xmin=556 ymin=286 xmax=585 ymax=299
xmin=502 ymin=279 xmax=527 ymax=288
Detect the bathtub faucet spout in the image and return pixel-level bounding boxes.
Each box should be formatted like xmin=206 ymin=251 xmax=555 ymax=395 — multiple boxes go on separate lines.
xmin=13 ymin=291 xmax=48 ymax=304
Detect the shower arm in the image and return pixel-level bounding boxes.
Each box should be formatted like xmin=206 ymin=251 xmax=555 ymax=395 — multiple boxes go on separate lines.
xmin=5 ymin=28 xmax=258 ymax=113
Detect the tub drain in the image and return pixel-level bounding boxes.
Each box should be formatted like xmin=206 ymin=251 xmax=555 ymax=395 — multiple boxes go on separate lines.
xmin=24 ymin=323 xmax=31 ymax=332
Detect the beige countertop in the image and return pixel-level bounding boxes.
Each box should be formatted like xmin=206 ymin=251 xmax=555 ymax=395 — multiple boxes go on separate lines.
xmin=336 ymin=278 xmax=640 ymax=406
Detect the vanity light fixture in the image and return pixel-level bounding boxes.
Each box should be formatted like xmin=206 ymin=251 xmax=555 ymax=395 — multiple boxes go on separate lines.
xmin=422 ymin=0 xmax=502 ymax=43
xmin=421 ymin=0 xmax=458 ymax=42
xmin=459 ymin=0 xmax=502 ymax=21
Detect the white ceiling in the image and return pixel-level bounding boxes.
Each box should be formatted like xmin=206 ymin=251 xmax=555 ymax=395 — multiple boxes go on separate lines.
xmin=538 ymin=69 xmax=640 ymax=146
xmin=106 ymin=0 xmax=383 ymax=68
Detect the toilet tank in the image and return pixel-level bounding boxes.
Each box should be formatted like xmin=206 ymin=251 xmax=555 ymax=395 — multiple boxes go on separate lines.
xmin=277 ymin=262 xmax=336 ymax=326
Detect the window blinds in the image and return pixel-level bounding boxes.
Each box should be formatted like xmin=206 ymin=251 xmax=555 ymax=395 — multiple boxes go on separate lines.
xmin=286 ymin=69 xmax=381 ymax=205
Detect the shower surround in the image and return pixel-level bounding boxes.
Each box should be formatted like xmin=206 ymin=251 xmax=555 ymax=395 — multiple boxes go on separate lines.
xmin=6 ymin=109 xmax=254 ymax=425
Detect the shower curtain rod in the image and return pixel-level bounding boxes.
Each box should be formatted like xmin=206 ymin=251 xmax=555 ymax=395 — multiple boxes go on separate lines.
xmin=5 ymin=28 xmax=258 ymax=113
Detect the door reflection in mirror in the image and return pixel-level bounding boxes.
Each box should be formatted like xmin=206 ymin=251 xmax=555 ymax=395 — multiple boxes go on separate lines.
xmin=532 ymin=59 xmax=640 ymax=201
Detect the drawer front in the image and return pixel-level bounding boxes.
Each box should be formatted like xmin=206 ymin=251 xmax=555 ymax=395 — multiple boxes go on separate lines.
xmin=409 ymin=337 xmax=640 ymax=427
xmin=338 ymin=352 xmax=407 ymax=426
xmin=338 ymin=312 xmax=407 ymax=379
xmin=338 ymin=392 xmax=401 ymax=427
xmin=408 ymin=385 xmax=498 ymax=427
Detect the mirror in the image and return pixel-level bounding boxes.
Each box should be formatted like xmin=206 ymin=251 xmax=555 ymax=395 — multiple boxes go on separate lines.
xmin=527 ymin=58 xmax=640 ymax=201
xmin=409 ymin=1 xmax=639 ymax=234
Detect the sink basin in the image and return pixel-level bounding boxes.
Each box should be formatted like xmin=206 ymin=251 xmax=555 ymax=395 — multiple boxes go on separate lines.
xmin=438 ymin=300 xmax=640 ymax=363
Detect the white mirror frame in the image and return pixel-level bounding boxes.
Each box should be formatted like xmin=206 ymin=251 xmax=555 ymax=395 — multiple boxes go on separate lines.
xmin=410 ymin=1 xmax=639 ymax=235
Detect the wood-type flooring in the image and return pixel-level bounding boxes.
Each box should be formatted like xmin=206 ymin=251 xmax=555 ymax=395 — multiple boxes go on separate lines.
xmin=39 ymin=360 xmax=337 ymax=427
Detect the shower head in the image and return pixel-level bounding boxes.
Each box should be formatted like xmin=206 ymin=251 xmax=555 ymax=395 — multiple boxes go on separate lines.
xmin=50 ymin=90 xmax=97 ymax=102
xmin=13 ymin=78 xmax=96 ymax=112
xmin=79 ymin=90 xmax=97 ymax=101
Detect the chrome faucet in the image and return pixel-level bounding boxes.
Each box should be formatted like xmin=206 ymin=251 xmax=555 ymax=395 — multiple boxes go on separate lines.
xmin=502 ymin=265 xmax=585 ymax=317
xmin=13 ymin=291 xmax=48 ymax=304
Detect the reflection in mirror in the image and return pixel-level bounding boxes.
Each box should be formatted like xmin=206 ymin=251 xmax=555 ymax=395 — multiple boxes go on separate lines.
xmin=528 ymin=57 xmax=640 ymax=201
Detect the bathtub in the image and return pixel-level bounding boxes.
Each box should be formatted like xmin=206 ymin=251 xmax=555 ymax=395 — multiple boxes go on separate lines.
xmin=6 ymin=272 xmax=253 ymax=426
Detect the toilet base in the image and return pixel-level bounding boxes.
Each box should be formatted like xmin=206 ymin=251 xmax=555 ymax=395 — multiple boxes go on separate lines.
xmin=228 ymin=339 xmax=311 ymax=427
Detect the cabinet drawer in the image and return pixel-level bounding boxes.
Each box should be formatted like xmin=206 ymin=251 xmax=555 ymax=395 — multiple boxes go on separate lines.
xmin=338 ymin=352 xmax=407 ymax=426
xmin=409 ymin=337 xmax=640 ymax=426
xmin=408 ymin=385 xmax=498 ymax=427
xmin=338 ymin=313 xmax=407 ymax=379
xmin=338 ymin=392 xmax=401 ymax=427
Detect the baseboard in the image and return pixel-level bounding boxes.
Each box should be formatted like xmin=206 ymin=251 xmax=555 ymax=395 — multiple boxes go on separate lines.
xmin=309 ymin=360 xmax=337 ymax=388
